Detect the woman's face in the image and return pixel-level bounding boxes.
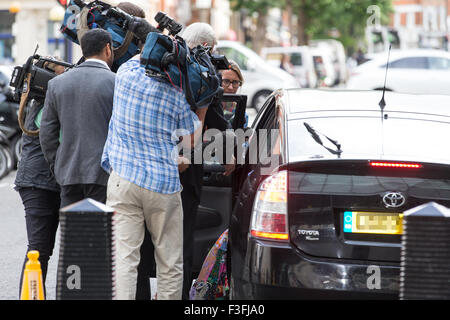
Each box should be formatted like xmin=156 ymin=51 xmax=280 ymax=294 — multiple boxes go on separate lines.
xmin=221 ymin=69 xmax=241 ymax=94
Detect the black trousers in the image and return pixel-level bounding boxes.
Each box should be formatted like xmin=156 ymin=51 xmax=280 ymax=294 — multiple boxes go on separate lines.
xmin=60 ymin=184 xmax=107 ymax=208
xmin=135 ymin=226 xmax=155 ymax=300
xmin=181 ymin=185 xmax=201 ymax=300
xmin=18 ymin=187 xmax=61 ymax=298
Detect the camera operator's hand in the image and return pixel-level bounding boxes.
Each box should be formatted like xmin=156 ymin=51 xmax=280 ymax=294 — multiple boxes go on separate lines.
xmin=178 ymin=156 xmax=191 ymax=173
xmin=128 ymin=17 xmax=160 ymax=42
xmin=223 ymin=154 xmax=236 ymax=176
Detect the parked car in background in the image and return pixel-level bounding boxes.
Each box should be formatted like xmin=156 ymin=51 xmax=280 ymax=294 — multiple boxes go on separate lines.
xmin=260 ymin=46 xmax=318 ymax=88
xmin=0 ymin=130 xmax=14 ymax=179
xmin=0 ymin=65 xmax=16 ymax=178
xmin=346 ymin=49 xmax=450 ymax=94
xmin=311 ymin=39 xmax=348 ymax=84
xmin=0 ymin=66 xmax=13 ymax=91
xmin=0 ymin=65 xmax=22 ymax=167
xmin=215 ymin=41 xmax=299 ymax=111
xmin=228 ymin=88 xmax=450 ymax=299
xmin=310 ymin=47 xmax=337 ymax=87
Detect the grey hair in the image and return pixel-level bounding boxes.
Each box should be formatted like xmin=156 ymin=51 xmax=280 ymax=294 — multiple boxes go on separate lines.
xmin=181 ymin=23 xmax=217 ymax=49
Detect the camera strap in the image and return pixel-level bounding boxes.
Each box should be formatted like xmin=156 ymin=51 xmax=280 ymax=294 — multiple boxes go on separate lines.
xmin=114 ymin=30 xmax=135 ymax=60
xmin=18 ymin=73 xmax=40 ymax=137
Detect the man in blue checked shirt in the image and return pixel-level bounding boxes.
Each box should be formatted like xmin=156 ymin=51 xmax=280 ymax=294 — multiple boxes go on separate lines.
xmin=101 ymin=55 xmax=206 ymax=300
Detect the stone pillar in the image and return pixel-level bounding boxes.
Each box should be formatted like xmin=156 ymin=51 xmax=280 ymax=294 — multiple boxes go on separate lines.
xmin=14 ymin=9 xmax=48 ymax=64
xmin=400 ymin=202 xmax=450 ymax=300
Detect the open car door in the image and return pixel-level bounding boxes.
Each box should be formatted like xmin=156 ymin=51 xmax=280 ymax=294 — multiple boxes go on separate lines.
xmin=192 ymin=93 xmax=248 ymax=274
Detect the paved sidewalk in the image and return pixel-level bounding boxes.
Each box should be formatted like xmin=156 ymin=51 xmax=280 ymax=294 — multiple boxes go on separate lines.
xmin=0 ymin=170 xmax=158 ymax=300
xmin=0 ymin=171 xmax=59 ymax=300
xmin=0 ymin=106 xmax=256 ymax=300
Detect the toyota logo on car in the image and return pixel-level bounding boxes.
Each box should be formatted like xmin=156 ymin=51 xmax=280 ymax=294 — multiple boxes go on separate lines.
xmin=382 ymin=192 xmax=406 ymax=208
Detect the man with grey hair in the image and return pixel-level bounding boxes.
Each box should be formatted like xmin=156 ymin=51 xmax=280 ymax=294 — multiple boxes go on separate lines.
xmin=180 ymin=22 xmax=236 ymax=299
xmin=182 ymin=22 xmax=217 ymax=52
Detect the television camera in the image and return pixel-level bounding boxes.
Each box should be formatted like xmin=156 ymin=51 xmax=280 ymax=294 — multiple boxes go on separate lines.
xmin=9 ymin=46 xmax=75 ymax=136
xmin=140 ymin=11 xmax=230 ymax=110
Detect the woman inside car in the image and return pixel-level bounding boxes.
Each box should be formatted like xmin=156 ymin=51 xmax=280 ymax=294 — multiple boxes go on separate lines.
xmin=189 ymin=60 xmax=248 ymax=300
xmin=220 ymin=60 xmax=248 ymax=128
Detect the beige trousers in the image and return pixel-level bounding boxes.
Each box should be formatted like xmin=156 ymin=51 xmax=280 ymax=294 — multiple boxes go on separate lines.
xmin=107 ymin=171 xmax=183 ymax=300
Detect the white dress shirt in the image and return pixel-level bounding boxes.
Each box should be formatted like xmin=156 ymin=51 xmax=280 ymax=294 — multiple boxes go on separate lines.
xmin=86 ymin=58 xmax=110 ymax=70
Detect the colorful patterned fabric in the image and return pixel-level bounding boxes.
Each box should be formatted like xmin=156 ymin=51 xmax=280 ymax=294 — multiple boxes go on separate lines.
xmin=189 ymin=229 xmax=229 ymax=300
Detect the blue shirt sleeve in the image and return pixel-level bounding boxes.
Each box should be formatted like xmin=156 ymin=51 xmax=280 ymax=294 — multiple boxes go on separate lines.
xmin=177 ymin=103 xmax=201 ymax=135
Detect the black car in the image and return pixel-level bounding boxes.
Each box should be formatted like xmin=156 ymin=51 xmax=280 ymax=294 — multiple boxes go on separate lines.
xmin=192 ymin=89 xmax=450 ymax=299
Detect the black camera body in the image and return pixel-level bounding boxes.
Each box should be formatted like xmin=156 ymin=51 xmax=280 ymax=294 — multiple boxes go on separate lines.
xmin=9 ymin=53 xmax=74 ymax=102
xmin=154 ymin=12 xmax=230 ymax=72
xmin=154 ymin=11 xmax=183 ymax=36
xmin=209 ymin=55 xmax=230 ymax=71
xmin=105 ymin=6 xmax=139 ymax=30
xmin=141 ymin=12 xmax=231 ymax=110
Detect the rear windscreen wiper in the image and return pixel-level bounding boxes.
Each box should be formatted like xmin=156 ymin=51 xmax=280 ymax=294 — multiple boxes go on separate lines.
xmin=303 ymin=122 xmax=342 ymax=157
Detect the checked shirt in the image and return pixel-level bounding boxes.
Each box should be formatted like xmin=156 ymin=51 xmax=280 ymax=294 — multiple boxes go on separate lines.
xmin=101 ymin=58 xmax=200 ymax=194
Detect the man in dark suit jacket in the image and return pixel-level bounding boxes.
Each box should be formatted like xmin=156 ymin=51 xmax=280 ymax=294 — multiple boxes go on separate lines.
xmin=40 ymin=29 xmax=115 ymax=207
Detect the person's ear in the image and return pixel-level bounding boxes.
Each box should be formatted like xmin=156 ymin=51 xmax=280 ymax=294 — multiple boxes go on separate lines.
xmin=107 ymin=43 xmax=113 ymax=56
xmin=108 ymin=43 xmax=115 ymax=60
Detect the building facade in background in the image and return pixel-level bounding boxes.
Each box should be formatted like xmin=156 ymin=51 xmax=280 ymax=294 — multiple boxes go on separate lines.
xmin=392 ymin=0 xmax=449 ymax=49
xmin=3 ymin=0 xmax=447 ymax=66
xmin=0 ymin=0 xmax=232 ymax=66
xmin=367 ymin=0 xmax=450 ymax=53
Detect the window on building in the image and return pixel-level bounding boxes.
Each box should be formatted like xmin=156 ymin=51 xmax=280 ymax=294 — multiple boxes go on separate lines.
xmin=47 ymin=21 xmax=66 ymax=60
xmin=0 ymin=11 xmax=15 ymax=64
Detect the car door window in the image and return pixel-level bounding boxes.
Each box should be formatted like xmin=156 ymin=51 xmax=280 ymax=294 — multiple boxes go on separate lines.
xmin=388 ymin=57 xmax=428 ymax=69
xmin=251 ymin=96 xmax=274 ymax=130
xmin=252 ymin=98 xmax=281 ymax=167
xmin=290 ymin=53 xmax=303 ymax=66
xmin=428 ymin=57 xmax=450 ymax=70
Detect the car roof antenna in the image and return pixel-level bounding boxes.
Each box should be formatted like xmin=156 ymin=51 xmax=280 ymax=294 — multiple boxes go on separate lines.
xmin=378 ymin=44 xmax=392 ymax=122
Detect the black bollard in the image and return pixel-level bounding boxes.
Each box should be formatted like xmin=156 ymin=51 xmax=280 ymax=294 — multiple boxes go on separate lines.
xmin=56 ymin=198 xmax=115 ymax=300
xmin=400 ymin=202 xmax=450 ymax=300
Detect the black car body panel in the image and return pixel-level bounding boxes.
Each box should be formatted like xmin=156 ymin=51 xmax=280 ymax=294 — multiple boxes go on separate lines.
xmin=229 ymin=89 xmax=450 ymax=299
xmin=288 ymin=162 xmax=450 ymax=262
xmin=233 ymin=238 xmax=399 ymax=300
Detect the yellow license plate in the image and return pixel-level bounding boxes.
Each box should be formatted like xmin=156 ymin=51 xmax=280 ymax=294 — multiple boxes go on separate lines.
xmin=343 ymin=211 xmax=403 ymax=235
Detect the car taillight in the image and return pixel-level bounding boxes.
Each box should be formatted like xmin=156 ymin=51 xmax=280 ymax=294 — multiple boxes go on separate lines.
xmin=369 ymin=161 xmax=423 ymax=169
xmin=250 ymin=170 xmax=289 ymax=241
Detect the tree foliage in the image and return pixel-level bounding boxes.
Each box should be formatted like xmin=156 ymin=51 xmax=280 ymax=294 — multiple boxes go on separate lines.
xmin=230 ymin=0 xmax=282 ymax=15
xmin=230 ymin=0 xmax=393 ymax=53
xmin=295 ymin=0 xmax=393 ymax=51
xmin=230 ymin=0 xmax=285 ymax=53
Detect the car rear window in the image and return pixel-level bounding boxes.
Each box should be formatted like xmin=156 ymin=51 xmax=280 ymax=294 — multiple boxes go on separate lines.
xmin=290 ymin=53 xmax=303 ymax=66
xmin=287 ymin=114 xmax=450 ymax=164
xmin=289 ymin=172 xmax=450 ymax=198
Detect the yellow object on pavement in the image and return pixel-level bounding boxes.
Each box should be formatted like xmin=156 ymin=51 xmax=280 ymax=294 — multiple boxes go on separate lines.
xmin=20 ymin=251 xmax=45 ymax=300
